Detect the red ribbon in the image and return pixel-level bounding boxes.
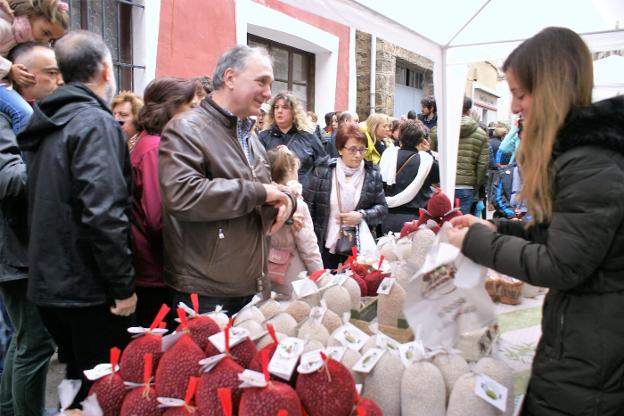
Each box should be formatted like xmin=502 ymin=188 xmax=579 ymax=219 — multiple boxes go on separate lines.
xmin=184 ymin=376 xmax=199 ymax=405
xmin=176 ymin=308 xmax=188 ymax=330
xmin=190 ymin=293 xmax=199 ymax=315
xmin=261 ymin=348 xmax=270 ymax=383
xmin=143 ymin=353 xmax=153 ymax=385
xmin=267 ymin=323 xmax=278 ymax=346
xmin=110 ymin=347 xmax=120 ymax=374
xmin=225 ymin=318 xmax=233 ymax=354
xmin=149 ymin=304 xmax=170 ymax=331
xmin=217 ymin=387 xmax=233 ymax=416
xmin=308 ymin=269 xmax=325 ymax=282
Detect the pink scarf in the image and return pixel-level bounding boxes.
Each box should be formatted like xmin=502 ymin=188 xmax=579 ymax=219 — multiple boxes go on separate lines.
xmin=12 ymin=15 xmax=34 ymax=43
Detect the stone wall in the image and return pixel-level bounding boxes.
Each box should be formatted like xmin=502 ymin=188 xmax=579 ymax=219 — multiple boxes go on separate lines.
xmin=356 ymin=31 xmax=434 ymax=119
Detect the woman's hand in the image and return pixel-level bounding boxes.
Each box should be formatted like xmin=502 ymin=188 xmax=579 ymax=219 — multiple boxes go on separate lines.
xmin=449 ymin=214 xmax=496 ymax=231
xmin=417 ymin=139 xmax=430 ymax=152
xmin=446 ymin=226 xmax=469 ymax=249
xmin=446 ymin=214 xmax=496 ymax=249
xmin=9 ymin=64 xmax=35 ymax=87
xmin=337 ymin=211 xmax=363 ymax=226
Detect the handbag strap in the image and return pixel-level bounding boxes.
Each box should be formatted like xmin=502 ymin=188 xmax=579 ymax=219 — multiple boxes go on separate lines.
xmin=395 ymin=153 xmax=418 ymax=178
xmin=334 ymin=167 xmax=344 ymax=214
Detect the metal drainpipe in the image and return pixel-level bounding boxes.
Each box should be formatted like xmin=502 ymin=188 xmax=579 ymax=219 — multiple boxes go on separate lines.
xmin=369 ymin=34 xmax=376 ymax=115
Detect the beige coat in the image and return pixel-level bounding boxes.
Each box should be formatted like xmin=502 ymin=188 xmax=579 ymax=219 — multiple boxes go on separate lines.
xmin=270 ymin=199 xmax=323 ymax=295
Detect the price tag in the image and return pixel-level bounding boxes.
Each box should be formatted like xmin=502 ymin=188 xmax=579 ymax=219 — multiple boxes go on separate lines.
xmin=331 ymin=323 xmax=370 ymax=351
xmin=474 ymin=373 xmax=508 ymax=412
xmin=352 ymin=348 xmax=385 ymax=374
xmin=324 ymin=346 xmax=347 ymax=362
xmin=238 ymin=369 xmax=268 ymax=389
xmin=292 ymin=279 xmax=319 ymax=298
xmin=208 ymin=327 xmax=250 ymax=353
xmin=83 ymin=364 xmax=118 ymax=381
xmin=268 ymin=337 xmax=305 ymax=381
xmin=309 ymin=306 xmax=327 ymax=323
xmin=375 ymin=333 xmax=401 ymax=354
xmin=376 ymin=277 xmax=396 ymax=295
xmin=398 ymin=341 xmax=426 ymax=368
xmin=199 ymin=354 xmax=227 ymax=373
xmin=161 ymin=331 xmax=183 ymax=352
xmin=157 ymin=397 xmax=186 ymax=408
xmin=127 ymin=327 xmax=168 ymax=336
xmin=332 ymin=274 xmax=348 ymax=287
xmin=297 ymin=350 xmax=325 ymax=374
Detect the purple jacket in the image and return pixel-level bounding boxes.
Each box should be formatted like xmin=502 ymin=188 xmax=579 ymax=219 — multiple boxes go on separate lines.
xmin=131 ymin=131 xmax=164 ymax=287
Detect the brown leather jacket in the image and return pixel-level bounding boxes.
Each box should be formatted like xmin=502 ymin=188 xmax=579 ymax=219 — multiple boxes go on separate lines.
xmin=158 ymin=97 xmax=277 ymax=297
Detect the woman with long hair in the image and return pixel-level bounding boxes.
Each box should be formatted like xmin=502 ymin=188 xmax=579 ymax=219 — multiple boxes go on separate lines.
xmin=258 ymin=91 xmax=327 ymax=187
xmin=447 ymin=27 xmax=624 ymax=415
xmin=360 ymin=112 xmax=392 ymax=164
xmin=131 ymin=77 xmax=199 ymax=327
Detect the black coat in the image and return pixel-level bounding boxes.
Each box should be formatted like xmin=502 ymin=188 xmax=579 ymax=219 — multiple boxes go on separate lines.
xmin=304 ymin=159 xmax=387 ymax=248
xmin=258 ymin=124 xmax=327 ymax=188
xmin=462 ymin=96 xmax=624 ymax=416
xmin=0 ymin=113 xmax=28 ymax=282
xmin=384 ymin=148 xmax=439 ymax=215
xmin=18 ymin=83 xmax=134 ymax=307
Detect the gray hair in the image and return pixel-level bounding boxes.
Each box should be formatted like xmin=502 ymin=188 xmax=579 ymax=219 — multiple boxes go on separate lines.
xmin=54 ymin=30 xmax=111 ymax=84
xmin=212 ymin=45 xmax=271 ymax=90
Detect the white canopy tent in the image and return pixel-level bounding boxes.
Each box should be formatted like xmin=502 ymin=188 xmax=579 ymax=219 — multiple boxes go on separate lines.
xmin=279 ymin=0 xmax=624 ymax=200
xmin=593 ymin=54 xmax=624 ymax=101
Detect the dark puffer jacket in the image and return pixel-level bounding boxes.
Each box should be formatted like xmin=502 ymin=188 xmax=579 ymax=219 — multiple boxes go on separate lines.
xmin=304 ymin=159 xmax=387 ymax=248
xmin=258 ymin=124 xmax=327 ymax=188
xmin=430 ymin=116 xmax=489 ymax=187
xmin=462 ymin=96 xmax=624 ymax=416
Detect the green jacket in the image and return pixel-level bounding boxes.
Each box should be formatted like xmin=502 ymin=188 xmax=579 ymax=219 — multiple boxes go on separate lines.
xmin=430 ymin=116 xmax=489 ymax=187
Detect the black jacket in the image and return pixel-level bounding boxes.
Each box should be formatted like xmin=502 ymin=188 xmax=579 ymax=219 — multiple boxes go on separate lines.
xmin=384 ymin=148 xmax=439 ymax=215
xmin=0 ymin=113 xmax=28 ymax=281
xmin=258 ymin=124 xmax=328 ymax=188
xmin=18 ymin=83 xmax=134 ymax=307
xmin=462 ymin=96 xmax=624 ymax=416
xmin=304 ymin=159 xmax=387 ymax=248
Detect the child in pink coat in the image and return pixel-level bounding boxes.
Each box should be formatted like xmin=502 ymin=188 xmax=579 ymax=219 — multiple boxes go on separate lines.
xmin=267 ymin=147 xmax=323 ymax=298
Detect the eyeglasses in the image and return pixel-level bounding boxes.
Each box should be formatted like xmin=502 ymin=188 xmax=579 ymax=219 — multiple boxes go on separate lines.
xmin=344 ymin=146 xmax=367 ymax=155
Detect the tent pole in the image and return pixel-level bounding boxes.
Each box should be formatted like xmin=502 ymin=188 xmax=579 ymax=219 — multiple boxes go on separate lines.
xmin=370 ymin=34 xmax=376 ymax=115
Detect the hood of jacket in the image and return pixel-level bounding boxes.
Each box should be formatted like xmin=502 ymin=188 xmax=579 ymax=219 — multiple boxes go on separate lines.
xmin=459 ymin=115 xmax=479 ymax=138
xmin=554 ymin=95 xmax=624 ymax=157
xmin=18 ymin=83 xmax=111 ymax=152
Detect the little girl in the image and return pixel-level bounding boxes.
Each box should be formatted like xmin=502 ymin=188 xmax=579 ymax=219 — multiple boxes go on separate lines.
xmin=0 ymin=0 xmax=68 ymax=133
xmin=266 ymin=147 xmax=323 ymax=298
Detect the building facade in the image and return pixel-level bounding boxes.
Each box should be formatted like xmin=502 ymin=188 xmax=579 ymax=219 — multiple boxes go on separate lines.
xmin=356 ymin=31 xmax=434 ymax=119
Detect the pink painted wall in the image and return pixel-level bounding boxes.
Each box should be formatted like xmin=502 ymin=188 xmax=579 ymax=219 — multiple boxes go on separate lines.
xmin=156 ymin=0 xmax=351 ymax=111
xmin=156 ymin=0 xmax=237 ymax=79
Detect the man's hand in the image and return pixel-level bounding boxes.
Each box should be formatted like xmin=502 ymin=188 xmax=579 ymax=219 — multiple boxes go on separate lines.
xmin=337 ymin=211 xmax=363 ymax=226
xmin=417 ymin=138 xmax=431 ymax=152
xmin=9 ymin=64 xmax=35 ymax=87
xmin=263 ymin=184 xmax=292 ymax=235
xmin=110 ymin=293 xmax=137 ymax=316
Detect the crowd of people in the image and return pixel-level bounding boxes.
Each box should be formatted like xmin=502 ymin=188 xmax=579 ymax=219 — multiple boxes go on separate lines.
xmin=0 ymin=1 xmax=622 ymax=414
